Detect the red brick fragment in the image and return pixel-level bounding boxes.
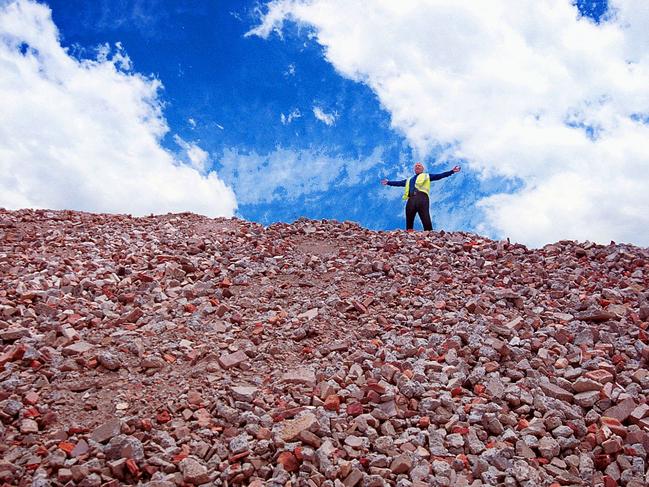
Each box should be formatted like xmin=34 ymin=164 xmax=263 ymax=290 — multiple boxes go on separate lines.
xmin=125 ymin=459 xmax=140 ymax=477
xmin=58 ymin=442 xmax=75 ymax=455
xmin=584 ymin=369 xmax=614 ymax=384
xmin=366 ymin=382 xmax=386 ymax=394
xmin=324 ymin=394 xmax=340 ymax=412
xmin=603 ymin=398 xmax=637 ymax=423
xmin=23 ymin=392 xmax=39 ymax=405
xmin=256 ymin=428 xmax=271 ymax=440
xmin=593 ymin=454 xmax=612 ymax=470
xmin=229 ymin=450 xmax=251 ymax=462
xmin=172 ymin=452 xmax=188 ymax=463
xmin=156 ymin=410 xmax=171 ymax=423
xmin=294 ymin=447 xmax=303 ymax=461
xmin=23 ymin=407 xmax=40 ymax=418
xmin=0 ymin=344 xmax=27 ymax=366
xmin=277 ymin=451 xmax=299 ymax=472
xmin=346 ymin=403 xmax=363 ymax=416
xmin=602 ymin=437 xmax=623 ymax=454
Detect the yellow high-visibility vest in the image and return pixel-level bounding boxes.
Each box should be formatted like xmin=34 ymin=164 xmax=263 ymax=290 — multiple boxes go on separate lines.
xmin=402 ymin=173 xmax=431 ymax=200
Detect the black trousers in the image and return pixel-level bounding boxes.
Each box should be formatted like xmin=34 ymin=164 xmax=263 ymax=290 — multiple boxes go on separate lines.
xmin=405 ymin=192 xmax=432 ymax=230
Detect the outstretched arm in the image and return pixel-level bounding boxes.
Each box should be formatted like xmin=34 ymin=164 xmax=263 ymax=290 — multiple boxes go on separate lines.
xmin=380 ymin=178 xmax=406 ymax=186
xmin=429 ymin=165 xmax=461 ymax=181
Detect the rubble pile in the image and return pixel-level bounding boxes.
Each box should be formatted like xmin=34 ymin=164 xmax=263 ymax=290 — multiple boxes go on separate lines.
xmin=1 ymin=208 xmax=649 ymax=487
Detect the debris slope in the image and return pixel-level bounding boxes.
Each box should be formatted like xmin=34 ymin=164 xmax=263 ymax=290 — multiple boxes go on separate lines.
xmin=1 ymin=208 xmax=649 ymax=486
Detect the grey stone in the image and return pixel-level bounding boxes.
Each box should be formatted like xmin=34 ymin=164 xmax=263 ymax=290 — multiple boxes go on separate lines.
xmin=104 ymin=435 xmax=144 ymax=462
xmin=179 ymin=456 xmax=210 ymax=484
xmin=229 ymin=434 xmax=249 ymax=454
xmin=62 ymin=341 xmax=94 ymax=356
xmin=218 ymin=350 xmax=248 ymax=369
xmin=446 ymin=433 xmax=464 ymax=449
xmin=574 ymin=391 xmax=600 ymax=408
xmin=91 ymin=418 xmax=121 ymax=443
xmin=281 ymin=367 xmax=316 ymax=387
xmin=540 ymin=382 xmax=573 ymax=402
xmin=390 ymin=454 xmax=412 ymax=474
xmin=538 ymin=436 xmax=560 ymax=460
xmin=97 ymin=351 xmax=121 ymax=370
xmin=552 ymin=425 xmax=574 ymax=438
xmin=231 ymin=385 xmax=258 ymax=402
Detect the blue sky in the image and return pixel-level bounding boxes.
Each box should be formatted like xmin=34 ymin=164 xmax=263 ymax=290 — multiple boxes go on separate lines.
xmin=2 ymin=0 xmax=648 ymax=247
xmin=46 ymin=0 xmax=437 ymax=229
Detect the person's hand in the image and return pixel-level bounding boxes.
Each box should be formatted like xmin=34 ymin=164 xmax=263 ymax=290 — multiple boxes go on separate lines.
xmin=380 ymin=179 xmax=388 ymax=185
xmin=452 ymin=165 xmax=461 ymax=173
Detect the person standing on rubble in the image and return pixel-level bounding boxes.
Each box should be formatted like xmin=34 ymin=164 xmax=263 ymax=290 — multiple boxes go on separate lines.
xmin=381 ymin=162 xmax=461 ymax=231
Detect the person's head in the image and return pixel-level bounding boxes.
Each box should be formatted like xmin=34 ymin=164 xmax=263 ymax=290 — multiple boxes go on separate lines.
xmin=414 ymin=162 xmax=424 ymax=174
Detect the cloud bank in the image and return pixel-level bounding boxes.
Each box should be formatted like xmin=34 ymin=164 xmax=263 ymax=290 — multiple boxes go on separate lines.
xmin=250 ymin=0 xmax=649 ymax=247
xmin=0 ymin=0 xmax=236 ymax=217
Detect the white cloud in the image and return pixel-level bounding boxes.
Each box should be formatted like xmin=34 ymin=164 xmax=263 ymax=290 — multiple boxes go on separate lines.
xmin=173 ymin=136 xmax=210 ymax=174
xmin=284 ymin=63 xmax=296 ymax=76
xmin=217 ymin=146 xmax=382 ymax=205
xmin=280 ymin=108 xmax=301 ymax=125
xmin=312 ymin=106 xmax=337 ymax=126
xmin=249 ymin=0 xmax=649 ymax=247
xmin=0 ymin=0 xmax=236 ymax=217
